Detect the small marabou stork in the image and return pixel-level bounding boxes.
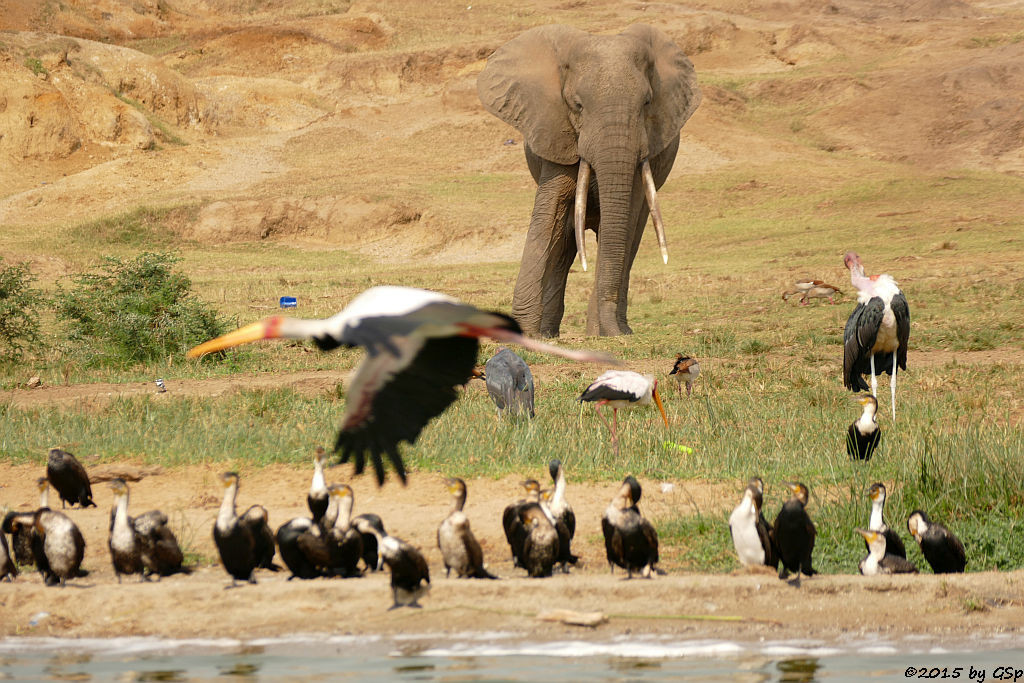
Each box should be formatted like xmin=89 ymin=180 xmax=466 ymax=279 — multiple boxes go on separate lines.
xmin=189 ymin=286 xmax=610 ymax=485
xmin=579 ymin=371 xmax=668 ymax=455
xmin=842 ymin=252 xmax=910 ymax=420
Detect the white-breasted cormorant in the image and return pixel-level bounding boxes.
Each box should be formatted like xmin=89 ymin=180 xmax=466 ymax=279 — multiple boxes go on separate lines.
xmin=601 ymin=475 xmax=659 ymax=579
xmin=866 ymin=483 xmax=906 ymax=559
xmin=502 ymin=479 xmax=541 ymax=568
xmin=108 ymin=478 xmax=146 ymax=582
xmin=380 ymin=533 xmax=430 ymax=609
xmin=773 ymin=482 xmax=816 ymax=580
xmin=133 ymin=509 xmax=188 ymax=577
xmin=8 ymin=478 xmax=49 ymax=567
xmin=483 ymin=347 xmax=535 ymax=418
xmin=437 ymin=478 xmax=497 ymax=579
xmin=669 ymin=354 xmax=700 ymax=397
xmin=856 ymin=528 xmax=917 ymax=575
xmin=46 ymin=448 xmax=96 ymax=509
xmin=33 ymin=509 xmax=86 ymax=586
xmin=908 ymin=510 xmax=966 ymax=574
xmin=188 ymin=287 xmax=608 ymax=485
xmin=848 ymin=395 xmax=881 ymax=461
xmin=729 ymin=477 xmax=778 ymax=568
xmin=307 ymin=446 xmax=330 ymax=527
xmin=352 ymin=513 xmax=386 ymax=572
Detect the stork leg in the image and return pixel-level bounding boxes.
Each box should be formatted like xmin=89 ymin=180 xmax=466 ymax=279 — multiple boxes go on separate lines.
xmin=869 ymin=354 xmax=878 ymax=398
xmin=595 ymin=402 xmax=620 ymax=456
xmin=891 ymin=353 xmax=898 ymax=421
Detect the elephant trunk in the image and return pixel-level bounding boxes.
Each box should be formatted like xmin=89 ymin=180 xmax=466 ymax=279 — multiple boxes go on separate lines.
xmin=589 ymin=148 xmax=641 ymax=333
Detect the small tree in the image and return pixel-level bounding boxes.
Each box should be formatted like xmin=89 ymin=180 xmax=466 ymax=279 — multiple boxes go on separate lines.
xmin=56 ymin=252 xmax=226 ymax=366
xmin=0 ymin=257 xmax=46 ymax=363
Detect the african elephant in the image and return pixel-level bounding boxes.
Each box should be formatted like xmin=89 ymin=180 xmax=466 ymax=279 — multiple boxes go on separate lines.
xmin=478 ymin=24 xmax=701 ymax=337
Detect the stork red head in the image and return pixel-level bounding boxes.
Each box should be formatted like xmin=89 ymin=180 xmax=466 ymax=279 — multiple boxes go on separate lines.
xmin=844 ymin=251 xmax=863 ymax=273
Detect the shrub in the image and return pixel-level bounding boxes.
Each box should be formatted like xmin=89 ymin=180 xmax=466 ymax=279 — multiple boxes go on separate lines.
xmin=0 ymin=257 xmax=46 ymax=363
xmin=56 ymin=252 xmax=226 ymax=366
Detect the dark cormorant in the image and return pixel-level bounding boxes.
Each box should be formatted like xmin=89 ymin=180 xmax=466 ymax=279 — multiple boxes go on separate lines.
xmin=379 ymin=533 xmax=430 ymax=609
xmin=866 ymin=483 xmax=906 ymax=559
xmin=46 ymin=448 xmax=96 ymax=508
xmin=847 ymin=395 xmax=881 ymax=461
xmin=601 ymin=476 xmax=659 ymax=579
xmin=276 ymin=517 xmax=325 ymax=580
xmin=437 ymin=478 xmax=497 ymax=579
xmin=352 ymin=513 xmax=386 ymax=573
xmin=729 ymin=477 xmax=778 ymax=568
xmin=773 ymin=482 xmax=816 ymax=580
xmin=519 ymin=504 xmax=559 ymax=578
xmin=9 ymin=478 xmax=49 ymax=567
xmin=856 ymin=528 xmax=917 ymax=575
xmin=213 ymin=472 xmax=272 ymax=587
xmin=483 ymin=347 xmax=535 ymax=418
xmin=502 ymin=479 xmax=541 ymax=568
xmin=133 ymin=509 xmax=188 ymax=577
xmin=326 ymin=484 xmax=363 ymax=578
xmin=0 ymin=528 xmax=16 ymax=581
xmin=907 ymin=510 xmax=966 ymax=574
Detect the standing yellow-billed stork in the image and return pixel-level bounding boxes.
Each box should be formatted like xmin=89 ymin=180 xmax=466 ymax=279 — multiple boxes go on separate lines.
xmin=579 ymin=371 xmax=668 ymax=454
xmin=189 ymin=286 xmax=611 ymax=485
xmin=843 ymin=252 xmax=910 ymax=420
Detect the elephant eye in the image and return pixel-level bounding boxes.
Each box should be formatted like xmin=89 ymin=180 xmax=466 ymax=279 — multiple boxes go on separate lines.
xmin=572 ymin=96 xmax=583 ymax=112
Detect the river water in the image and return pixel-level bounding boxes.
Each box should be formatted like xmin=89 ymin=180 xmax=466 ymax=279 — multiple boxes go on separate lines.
xmin=1 ymin=633 xmax=1022 ymax=681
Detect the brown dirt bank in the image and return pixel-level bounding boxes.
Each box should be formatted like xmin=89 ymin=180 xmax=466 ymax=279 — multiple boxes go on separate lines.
xmin=1 ymin=464 xmax=1022 ymax=643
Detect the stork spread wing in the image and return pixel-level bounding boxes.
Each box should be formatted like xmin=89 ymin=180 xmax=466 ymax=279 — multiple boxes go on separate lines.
xmin=843 ymin=297 xmax=884 ymax=391
xmin=335 ymin=335 xmax=480 ymax=484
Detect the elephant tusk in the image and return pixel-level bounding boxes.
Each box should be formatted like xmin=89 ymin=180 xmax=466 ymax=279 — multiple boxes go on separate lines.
xmin=574 ymin=160 xmax=591 ymax=272
xmin=642 ymin=159 xmax=669 ymax=265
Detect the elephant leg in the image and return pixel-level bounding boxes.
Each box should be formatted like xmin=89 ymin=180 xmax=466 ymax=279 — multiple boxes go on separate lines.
xmin=512 ymin=162 xmax=577 ymax=337
xmin=539 ymin=208 xmax=578 ymax=337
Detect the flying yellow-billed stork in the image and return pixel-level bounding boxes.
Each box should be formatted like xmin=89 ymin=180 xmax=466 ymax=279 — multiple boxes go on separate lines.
xmin=189 ymin=286 xmax=611 ymax=484
xmin=579 ymin=371 xmax=668 ymax=454
xmin=842 ymin=252 xmax=910 ymax=420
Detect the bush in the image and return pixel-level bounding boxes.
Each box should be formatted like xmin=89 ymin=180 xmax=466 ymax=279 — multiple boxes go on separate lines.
xmin=0 ymin=257 xmax=46 ymax=363
xmin=56 ymin=252 xmax=226 ymax=366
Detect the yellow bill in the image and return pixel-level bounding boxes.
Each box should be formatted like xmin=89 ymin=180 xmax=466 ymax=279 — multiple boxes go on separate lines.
xmin=187 ymin=317 xmax=283 ymax=358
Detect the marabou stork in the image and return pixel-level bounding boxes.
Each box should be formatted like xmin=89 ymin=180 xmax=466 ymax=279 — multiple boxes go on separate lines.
xmin=189 ymin=286 xmax=610 ymax=485
xmin=483 ymin=347 xmax=535 ymax=418
xmin=579 ymin=371 xmax=667 ymax=455
xmin=843 ymin=252 xmax=910 ymax=420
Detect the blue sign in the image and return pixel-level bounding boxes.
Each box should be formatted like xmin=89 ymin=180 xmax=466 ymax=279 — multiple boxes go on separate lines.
xmin=279 ymin=296 xmax=298 ymax=308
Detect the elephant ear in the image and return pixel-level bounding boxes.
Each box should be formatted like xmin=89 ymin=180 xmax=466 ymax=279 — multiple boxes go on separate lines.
xmin=477 ymin=25 xmax=583 ymax=166
xmin=621 ymin=23 xmax=702 ymax=158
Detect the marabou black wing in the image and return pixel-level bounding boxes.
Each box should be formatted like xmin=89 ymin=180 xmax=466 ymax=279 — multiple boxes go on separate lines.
xmin=843 ymin=297 xmax=884 ymax=391
xmin=892 ymin=291 xmax=910 ymax=372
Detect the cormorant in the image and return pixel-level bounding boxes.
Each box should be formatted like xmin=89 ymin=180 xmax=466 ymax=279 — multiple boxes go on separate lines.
xmin=133 ymin=509 xmax=188 ymax=577
xmin=276 ymin=517 xmax=325 ymax=580
xmin=729 ymin=477 xmax=777 ymax=568
xmin=108 ymin=478 xmax=146 ymax=582
xmin=352 ymin=513 xmax=387 ymax=573
xmin=773 ymin=482 xmax=816 ymax=580
xmin=547 ymin=460 xmax=575 ymax=540
xmin=519 ymin=504 xmax=559 ymax=578
xmin=437 ymin=478 xmax=497 ymax=579
xmin=856 ymin=528 xmax=917 ymax=575
xmin=601 ymin=476 xmax=659 ymax=579
xmin=213 ymin=472 xmax=272 ymax=587
xmin=46 ymin=448 xmax=96 ymax=508
xmin=866 ymin=483 xmax=906 ymax=559
xmin=33 ymin=509 xmax=86 ymax=586
xmin=379 ymin=533 xmax=430 ymax=609
xmin=326 ymin=484 xmax=363 ymax=578
xmin=0 ymin=528 xmax=16 ymax=581
xmin=669 ymin=354 xmax=700 ymax=396
xmin=908 ymin=510 xmax=966 ymax=574
xmin=848 ymin=395 xmax=881 ymax=461
xmin=483 ymin=347 xmax=535 ymax=418
xmin=188 ymin=287 xmax=608 ymax=485
xmin=502 ymin=479 xmax=541 ymax=567
xmin=307 ymin=446 xmax=330 ymax=527
xmin=9 ymin=478 xmax=49 ymax=567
